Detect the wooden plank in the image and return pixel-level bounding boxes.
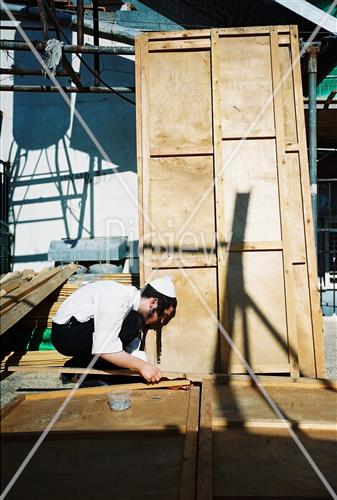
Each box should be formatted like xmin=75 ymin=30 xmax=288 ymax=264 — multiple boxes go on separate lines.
xmin=7 ymin=365 xmax=200 ymax=381
xmin=149 ymin=39 xmax=211 ymax=51
xmin=0 ymin=267 xmax=60 ymax=312
xmin=222 ymin=129 xmax=276 ymax=139
xmin=196 ymin=379 xmax=213 ymax=500
xmin=211 ymin=31 xmax=228 ymax=373
xmin=179 ymin=385 xmax=200 ymax=500
xmin=212 ymin=418 xmax=337 ymax=431
xmin=0 ymin=263 xmax=78 ymax=334
xmin=150 ymin=146 xmax=213 ymax=156
xmin=135 ymin=33 xmax=145 ymax=288
xmin=270 ymin=28 xmax=300 ymax=378
xmin=150 ymin=254 xmax=217 ymax=268
xmin=0 ymin=271 xmax=22 ymax=287
xmin=229 ymin=363 xmax=290 ymax=373
xmin=0 ymin=395 xmax=26 ymax=420
xmin=289 ymin=25 xmax=325 ymax=378
xmin=213 ymin=374 xmax=337 ymax=389
xmin=18 ymin=379 xmax=191 ymax=401
xmin=227 ymin=241 xmax=283 ymax=251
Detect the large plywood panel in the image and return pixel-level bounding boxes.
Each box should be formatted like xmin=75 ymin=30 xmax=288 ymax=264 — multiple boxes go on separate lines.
xmin=149 ymin=156 xmax=216 ymax=261
xmin=150 ymin=268 xmax=219 ymax=373
xmin=218 ymin=35 xmax=275 ymax=136
xmin=227 ymin=251 xmax=289 ymax=372
xmin=222 ymin=139 xmax=281 ymax=242
xmin=148 ymin=51 xmax=212 ymax=154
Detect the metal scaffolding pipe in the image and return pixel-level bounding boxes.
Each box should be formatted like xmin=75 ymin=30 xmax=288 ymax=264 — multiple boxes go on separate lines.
xmin=0 ymin=4 xmax=138 ymax=45
xmin=0 ymin=40 xmax=135 ymax=55
xmin=307 ymin=43 xmax=320 ymax=250
xmin=93 ymin=0 xmax=100 ymax=86
xmin=77 ymin=0 xmax=84 ymax=46
xmin=0 ymin=85 xmax=135 ymax=93
xmin=0 ymin=67 xmax=79 ymax=77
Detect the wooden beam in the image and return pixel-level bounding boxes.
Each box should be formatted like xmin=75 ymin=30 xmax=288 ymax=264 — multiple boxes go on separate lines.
xmin=7 ymin=365 xmax=199 ymax=381
xmin=196 ymin=379 xmax=213 ymax=500
xmin=179 ymin=385 xmax=200 ymax=500
xmin=21 ymin=379 xmax=191 ymax=400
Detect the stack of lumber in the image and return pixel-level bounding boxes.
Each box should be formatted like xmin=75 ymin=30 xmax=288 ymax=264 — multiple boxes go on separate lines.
xmin=0 ymin=263 xmax=78 ymax=335
xmin=21 ymin=273 xmax=140 ymax=329
xmin=1 ymin=350 xmax=70 ymax=370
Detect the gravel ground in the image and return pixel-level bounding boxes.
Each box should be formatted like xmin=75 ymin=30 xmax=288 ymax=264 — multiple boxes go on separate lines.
xmin=324 ymin=316 xmax=337 ymax=379
xmin=1 ymin=317 xmax=336 ymax=409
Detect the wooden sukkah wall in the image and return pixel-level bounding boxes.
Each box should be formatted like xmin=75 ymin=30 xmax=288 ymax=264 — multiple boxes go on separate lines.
xmin=136 ymin=26 xmax=324 ymax=377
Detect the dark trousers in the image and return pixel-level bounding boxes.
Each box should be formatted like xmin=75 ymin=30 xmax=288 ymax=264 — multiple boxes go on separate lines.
xmin=51 ymin=310 xmax=142 ymax=370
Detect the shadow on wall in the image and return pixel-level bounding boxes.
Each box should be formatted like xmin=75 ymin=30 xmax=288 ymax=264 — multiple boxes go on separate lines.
xmin=9 ymin=28 xmax=136 ymax=265
xmin=70 ymin=53 xmax=136 ymax=172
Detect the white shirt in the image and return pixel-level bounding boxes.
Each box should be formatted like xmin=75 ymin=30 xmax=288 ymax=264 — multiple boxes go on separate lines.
xmin=52 ymin=281 xmax=145 ymax=358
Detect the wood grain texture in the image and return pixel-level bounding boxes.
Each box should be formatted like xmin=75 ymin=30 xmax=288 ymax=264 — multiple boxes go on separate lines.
xmin=148 ymin=50 xmax=212 ymax=154
xmin=221 ymin=139 xmax=281 ymax=242
xmin=149 ymin=155 xmax=216 ymax=262
xmin=227 ymin=251 xmax=289 ymax=372
xmin=150 ymin=268 xmax=219 ymax=373
xmin=217 ymin=34 xmax=275 ymax=137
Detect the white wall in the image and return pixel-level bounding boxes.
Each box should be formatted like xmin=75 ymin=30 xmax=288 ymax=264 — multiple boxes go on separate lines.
xmin=0 ymin=20 xmax=139 ymax=272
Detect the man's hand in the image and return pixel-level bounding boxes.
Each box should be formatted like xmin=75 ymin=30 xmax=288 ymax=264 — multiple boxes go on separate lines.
xmin=99 ymin=351 xmax=161 ymax=383
xmin=139 ymin=362 xmax=161 ymax=383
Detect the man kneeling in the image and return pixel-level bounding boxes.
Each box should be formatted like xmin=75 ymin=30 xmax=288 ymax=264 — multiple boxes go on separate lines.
xmin=51 ymin=276 xmax=176 ymax=384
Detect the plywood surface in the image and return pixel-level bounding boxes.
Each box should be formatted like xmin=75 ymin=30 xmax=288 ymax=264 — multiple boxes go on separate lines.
xmin=1 ymin=389 xmax=190 ymax=434
xmin=149 ymin=268 xmax=219 ymax=373
xmin=217 ymin=35 xmax=275 ymax=137
xmin=227 ymin=252 xmax=289 ymax=371
xmin=149 ymin=155 xmax=216 ymax=260
xmin=212 ymin=383 xmax=337 ymax=425
xmin=148 ymin=51 xmax=212 ymax=154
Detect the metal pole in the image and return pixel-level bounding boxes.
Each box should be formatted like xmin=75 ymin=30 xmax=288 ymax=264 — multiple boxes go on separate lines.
xmin=0 ymin=85 xmax=135 ymax=93
xmin=307 ymin=43 xmax=320 ymax=250
xmin=0 ymin=67 xmax=79 ymax=77
xmin=36 ymin=0 xmax=49 ymax=40
xmin=77 ymin=0 xmax=84 ymax=46
xmin=0 ymin=40 xmax=135 ymax=54
xmin=92 ymin=0 xmax=100 ymax=86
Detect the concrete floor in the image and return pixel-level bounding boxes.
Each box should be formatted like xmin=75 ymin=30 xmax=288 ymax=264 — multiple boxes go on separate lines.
xmin=1 ymin=316 xmax=336 ymax=409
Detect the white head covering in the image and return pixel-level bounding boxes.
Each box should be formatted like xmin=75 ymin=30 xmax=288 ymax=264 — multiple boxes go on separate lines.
xmin=148 ymin=276 xmax=176 ymax=298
